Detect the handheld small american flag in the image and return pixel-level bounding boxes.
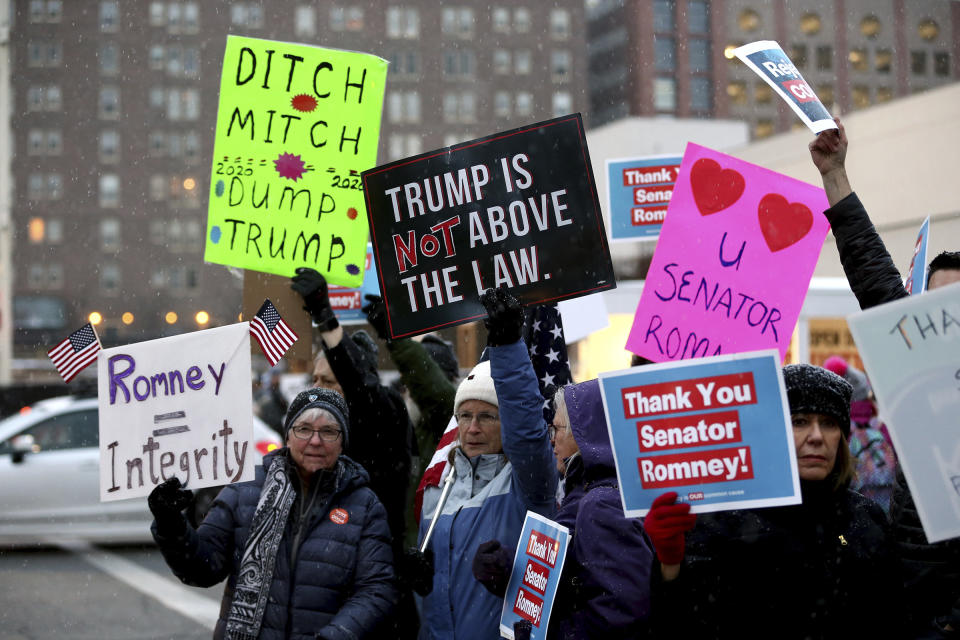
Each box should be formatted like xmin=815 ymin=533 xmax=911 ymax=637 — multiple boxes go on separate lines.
xmin=47 ymin=323 xmax=101 ymax=383
xmin=415 ymin=303 xmax=573 ymax=521
xmin=250 ymin=299 xmax=298 ymax=366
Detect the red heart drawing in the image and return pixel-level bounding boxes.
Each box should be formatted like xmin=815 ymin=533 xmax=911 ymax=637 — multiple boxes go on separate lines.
xmin=758 ymin=194 xmax=814 ymax=252
xmin=690 ymin=158 xmax=746 ymax=215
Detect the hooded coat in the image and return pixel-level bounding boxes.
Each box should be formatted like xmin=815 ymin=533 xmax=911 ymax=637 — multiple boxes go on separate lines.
xmin=550 ymin=379 xmax=654 ymax=639
xmin=826 ymin=192 xmax=960 ymax=633
xmin=153 ymin=450 xmax=396 ymax=640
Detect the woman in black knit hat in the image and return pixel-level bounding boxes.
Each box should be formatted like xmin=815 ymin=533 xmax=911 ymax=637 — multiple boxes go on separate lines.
xmin=148 ymin=387 xmax=396 ymax=640
xmin=647 ymin=364 xmax=904 ymax=639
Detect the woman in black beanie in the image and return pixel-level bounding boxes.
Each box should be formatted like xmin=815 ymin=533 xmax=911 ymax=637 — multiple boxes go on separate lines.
xmin=647 ymin=364 xmax=903 ymax=639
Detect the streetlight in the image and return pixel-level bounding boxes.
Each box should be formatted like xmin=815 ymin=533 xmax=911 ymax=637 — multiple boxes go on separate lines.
xmin=88 ymin=311 xmax=103 ymax=325
xmin=121 ymin=312 xmax=134 ymax=325
xmin=195 ymin=310 xmax=210 ymax=325
xmin=165 ymin=311 xmax=178 ymax=324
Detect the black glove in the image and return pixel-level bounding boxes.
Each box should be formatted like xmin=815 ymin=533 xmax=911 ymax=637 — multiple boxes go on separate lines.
xmin=472 ymin=539 xmax=513 ymax=598
xmin=148 ymin=477 xmax=193 ymax=537
xmin=291 ymin=267 xmax=339 ymax=332
xmin=400 ymin=547 xmax=435 ymax=596
xmin=480 ymin=287 xmax=524 ymax=347
xmin=361 ymin=294 xmax=390 ymax=341
xmin=513 ymin=620 xmax=533 ymax=640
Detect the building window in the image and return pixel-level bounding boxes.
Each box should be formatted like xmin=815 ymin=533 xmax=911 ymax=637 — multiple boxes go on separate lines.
xmin=492 ymin=7 xmax=510 ymax=33
xmin=28 ymin=174 xmax=45 ymax=200
xmin=653 ymin=77 xmax=676 ymax=111
xmin=516 ymin=92 xmax=533 ymax=117
xmin=755 ymin=119 xmax=774 ymax=139
xmin=934 ymin=52 xmax=950 ymax=76
xmin=100 ymin=1 xmax=119 ymax=32
xmin=167 ymin=3 xmax=181 ymax=33
xmin=28 ymin=130 xmax=44 ymax=155
xmin=149 ymin=175 xmax=167 ymax=201
xmin=551 ymin=92 xmax=572 ymax=117
xmin=48 ymin=174 xmax=62 ymax=199
xmin=876 ymin=87 xmax=894 ymax=103
xmin=874 ymin=49 xmax=892 ymax=73
xmin=911 ymin=50 xmax=927 ymax=75
xmin=442 ymin=7 xmax=474 ymax=38
xmin=754 ymin=83 xmax=773 ymax=104
xmin=442 ymin=48 xmax=476 ymax=79
xmin=818 ymin=84 xmax=834 ymax=108
xmin=386 ymin=7 xmax=418 ymax=39
xmin=149 ymin=131 xmax=166 ymax=156
xmin=655 ymin=37 xmax=675 ymax=72
xmin=442 ymin=92 xmax=476 ymax=123
xmin=493 ymin=50 xmax=511 ymax=75
xmin=687 ymin=1 xmax=708 ymax=33
xmin=100 ymin=43 xmax=119 ymax=75
xmin=149 ymin=87 xmax=165 ymax=108
xmin=550 ymin=9 xmax=570 ymax=39
xmin=387 ymin=134 xmax=423 ymax=161
xmin=791 ymin=44 xmax=808 ymax=68
xmin=800 ymin=13 xmax=821 ymax=35
xmin=231 ymin=3 xmax=264 ymax=29
xmin=514 ymin=8 xmax=531 ymax=33
xmin=727 ymin=81 xmax=747 ymax=106
xmin=149 ymin=2 xmax=165 ymax=25
xmin=917 ymin=19 xmax=939 ymax=41
xmin=100 ymin=264 xmax=121 ymax=294
xmin=551 ymin=50 xmax=571 ymax=82
xmin=690 ymin=76 xmax=712 ymax=112
xmin=183 ymin=47 xmax=200 ymax=77
xmin=653 ymin=0 xmax=675 ymax=32
xmin=852 ymin=86 xmax=870 ymax=109
xmin=816 ymin=45 xmax=833 ymax=71
xmin=514 ymin=50 xmax=532 ymax=75
xmin=860 ymin=15 xmax=881 ymax=38
xmin=183 ymin=3 xmax=199 ymax=33
xmin=689 ymin=38 xmax=710 ymax=72
xmin=184 ymin=132 xmax=200 ymax=162
xmin=29 ymin=1 xmax=44 ymax=22
xmin=99 ymin=174 xmax=120 ymax=207
xmin=386 ymin=50 xmax=420 ymax=78
xmin=47 ymin=219 xmax=63 ymax=243
xmin=30 ymin=0 xmax=60 ymax=23
xmin=849 ymin=48 xmax=868 ymax=72
xmin=100 ymin=219 xmax=121 ymax=250
xmin=738 ymin=9 xmax=760 ymax=32
xmin=99 ymin=87 xmax=120 ymax=119
xmin=28 ymin=40 xmax=62 ymax=67
xmin=388 ymin=91 xmax=421 ymax=124
xmin=99 ymin=130 xmax=120 ymax=163
xmin=494 ymin=91 xmax=511 ymax=117
xmin=149 ymin=45 xmax=164 ymax=70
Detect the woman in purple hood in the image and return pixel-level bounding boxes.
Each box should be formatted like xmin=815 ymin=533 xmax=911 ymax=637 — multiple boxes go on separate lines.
xmin=473 ymin=379 xmax=655 ymax=639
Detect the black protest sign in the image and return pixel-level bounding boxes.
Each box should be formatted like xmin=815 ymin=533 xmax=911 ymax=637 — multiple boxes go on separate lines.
xmin=362 ymin=114 xmax=616 ymax=339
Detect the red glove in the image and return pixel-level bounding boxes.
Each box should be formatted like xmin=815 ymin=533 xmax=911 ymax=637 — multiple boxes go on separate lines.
xmin=645 ymin=491 xmax=697 ymax=566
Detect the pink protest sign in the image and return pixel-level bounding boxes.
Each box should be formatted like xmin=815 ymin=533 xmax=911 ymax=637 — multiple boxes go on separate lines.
xmin=626 ymin=143 xmax=830 ymax=362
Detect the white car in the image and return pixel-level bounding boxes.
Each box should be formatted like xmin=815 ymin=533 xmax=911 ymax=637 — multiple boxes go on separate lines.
xmin=0 ymin=395 xmax=283 ymax=546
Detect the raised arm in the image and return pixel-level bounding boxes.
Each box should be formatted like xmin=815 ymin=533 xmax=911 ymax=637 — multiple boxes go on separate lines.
xmin=809 ymin=119 xmax=908 ymax=310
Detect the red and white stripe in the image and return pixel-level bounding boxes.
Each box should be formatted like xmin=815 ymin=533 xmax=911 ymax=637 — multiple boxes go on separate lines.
xmin=47 ymin=337 xmax=100 ymax=383
xmin=250 ymin=316 xmax=298 ymax=366
xmin=415 ymin=415 xmax=459 ymax=521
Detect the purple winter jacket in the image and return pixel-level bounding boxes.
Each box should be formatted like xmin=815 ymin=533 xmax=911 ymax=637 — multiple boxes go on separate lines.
xmin=550 ymin=379 xmax=654 ymax=639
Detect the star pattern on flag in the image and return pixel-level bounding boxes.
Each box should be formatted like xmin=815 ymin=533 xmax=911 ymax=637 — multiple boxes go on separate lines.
xmin=523 ymin=303 xmax=573 ymax=423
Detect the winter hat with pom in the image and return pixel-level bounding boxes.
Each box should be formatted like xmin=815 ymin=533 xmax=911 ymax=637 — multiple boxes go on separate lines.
xmin=454 ymin=361 xmax=498 ymax=412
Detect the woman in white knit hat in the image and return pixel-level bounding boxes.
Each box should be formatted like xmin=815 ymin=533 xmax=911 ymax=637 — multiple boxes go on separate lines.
xmin=414 ymin=287 xmax=556 ymax=640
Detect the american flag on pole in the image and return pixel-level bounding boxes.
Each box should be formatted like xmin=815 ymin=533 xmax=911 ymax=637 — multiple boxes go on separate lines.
xmin=250 ymin=299 xmax=298 ymax=366
xmin=47 ymin=323 xmax=101 ymax=383
xmin=414 ymin=303 xmax=572 ymax=521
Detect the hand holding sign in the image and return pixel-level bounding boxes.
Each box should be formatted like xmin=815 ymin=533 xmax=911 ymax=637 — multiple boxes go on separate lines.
xmin=645 ymin=492 xmax=697 ymax=567
xmin=482 ymin=286 xmax=525 ymax=346
xmin=148 ymin=477 xmax=193 ymax=537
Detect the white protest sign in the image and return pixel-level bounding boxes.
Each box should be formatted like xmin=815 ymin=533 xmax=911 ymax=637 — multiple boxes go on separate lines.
xmin=98 ymin=323 xmax=255 ymax=501
xmin=734 ymin=41 xmax=836 ymax=134
xmin=847 ymin=282 xmax=960 ymax=542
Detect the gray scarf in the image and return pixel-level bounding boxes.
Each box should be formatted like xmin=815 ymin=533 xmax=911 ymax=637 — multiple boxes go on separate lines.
xmin=224 ymin=455 xmax=297 ymax=640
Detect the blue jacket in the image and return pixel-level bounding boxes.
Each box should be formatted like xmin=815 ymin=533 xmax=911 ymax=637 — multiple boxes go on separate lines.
xmin=153 ymin=451 xmax=396 ymax=640
xmin=552 ymin=379 xmax=654 ymax=639
xmin=418 ymin=341 xmax=556 ymax=639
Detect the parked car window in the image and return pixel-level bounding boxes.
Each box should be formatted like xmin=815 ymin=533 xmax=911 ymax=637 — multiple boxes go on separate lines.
xmin=1 ymin=410 xmax=99 ymax=453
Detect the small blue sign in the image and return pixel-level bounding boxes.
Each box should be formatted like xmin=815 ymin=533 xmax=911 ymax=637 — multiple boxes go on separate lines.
xmin=598 ymin=350 xmax=800 ymax=516
xmin=904 ymin=216 xmax=930 ymax=295
xmin=606 ymin=155 xmax=681 ymax=241
xmin=499 ymin=512 xmax=570 ymax=640
xmin=329 ymin=243 xmax=380 ymax=325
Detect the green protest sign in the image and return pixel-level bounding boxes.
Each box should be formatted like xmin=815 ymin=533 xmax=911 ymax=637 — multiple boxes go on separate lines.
xmin=204 ymin=35 xmax=387 ymax=287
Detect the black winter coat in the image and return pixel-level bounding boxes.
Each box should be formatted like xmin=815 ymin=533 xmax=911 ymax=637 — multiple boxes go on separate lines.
xmin=826 ymin=192 xmax=960 ymax=633
xmin=153 ymin=451 xmax=397 ymax=640
xmin=652 ymin=482 xmax=903 ymax=639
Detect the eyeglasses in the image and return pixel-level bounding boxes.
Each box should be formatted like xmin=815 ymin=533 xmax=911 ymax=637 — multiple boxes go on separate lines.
xmin=291 ymin=426 xmax=342 ymax=442
xmin=548 ymin=423 xmax=569 ymax=440
xmin=455 ymin=411 xmax=500 ymax=428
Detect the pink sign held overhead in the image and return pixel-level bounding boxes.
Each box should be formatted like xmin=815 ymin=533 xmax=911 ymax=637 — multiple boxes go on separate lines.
xmin=626 ymin=143 xmax=830 ymax=363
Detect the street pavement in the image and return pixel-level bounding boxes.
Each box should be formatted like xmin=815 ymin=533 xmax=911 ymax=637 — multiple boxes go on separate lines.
xmin=0 ymin=542 xmax=222 ymax=640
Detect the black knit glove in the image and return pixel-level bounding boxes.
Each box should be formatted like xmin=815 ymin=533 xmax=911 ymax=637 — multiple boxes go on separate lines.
xmin=472 ymin=539 xmax=514 ymax=598
xmin=400 ymin=548 xmax=435 ymax=596
xmin=361 ymin=294 xmax=390 ymax=341
xmin=291 ymin=267 xmax=339 ymax=332
xmin=481 ymin=287 xmax=524 ymax=347
xmin=148 ymin=477 xmax=193 ymax=537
